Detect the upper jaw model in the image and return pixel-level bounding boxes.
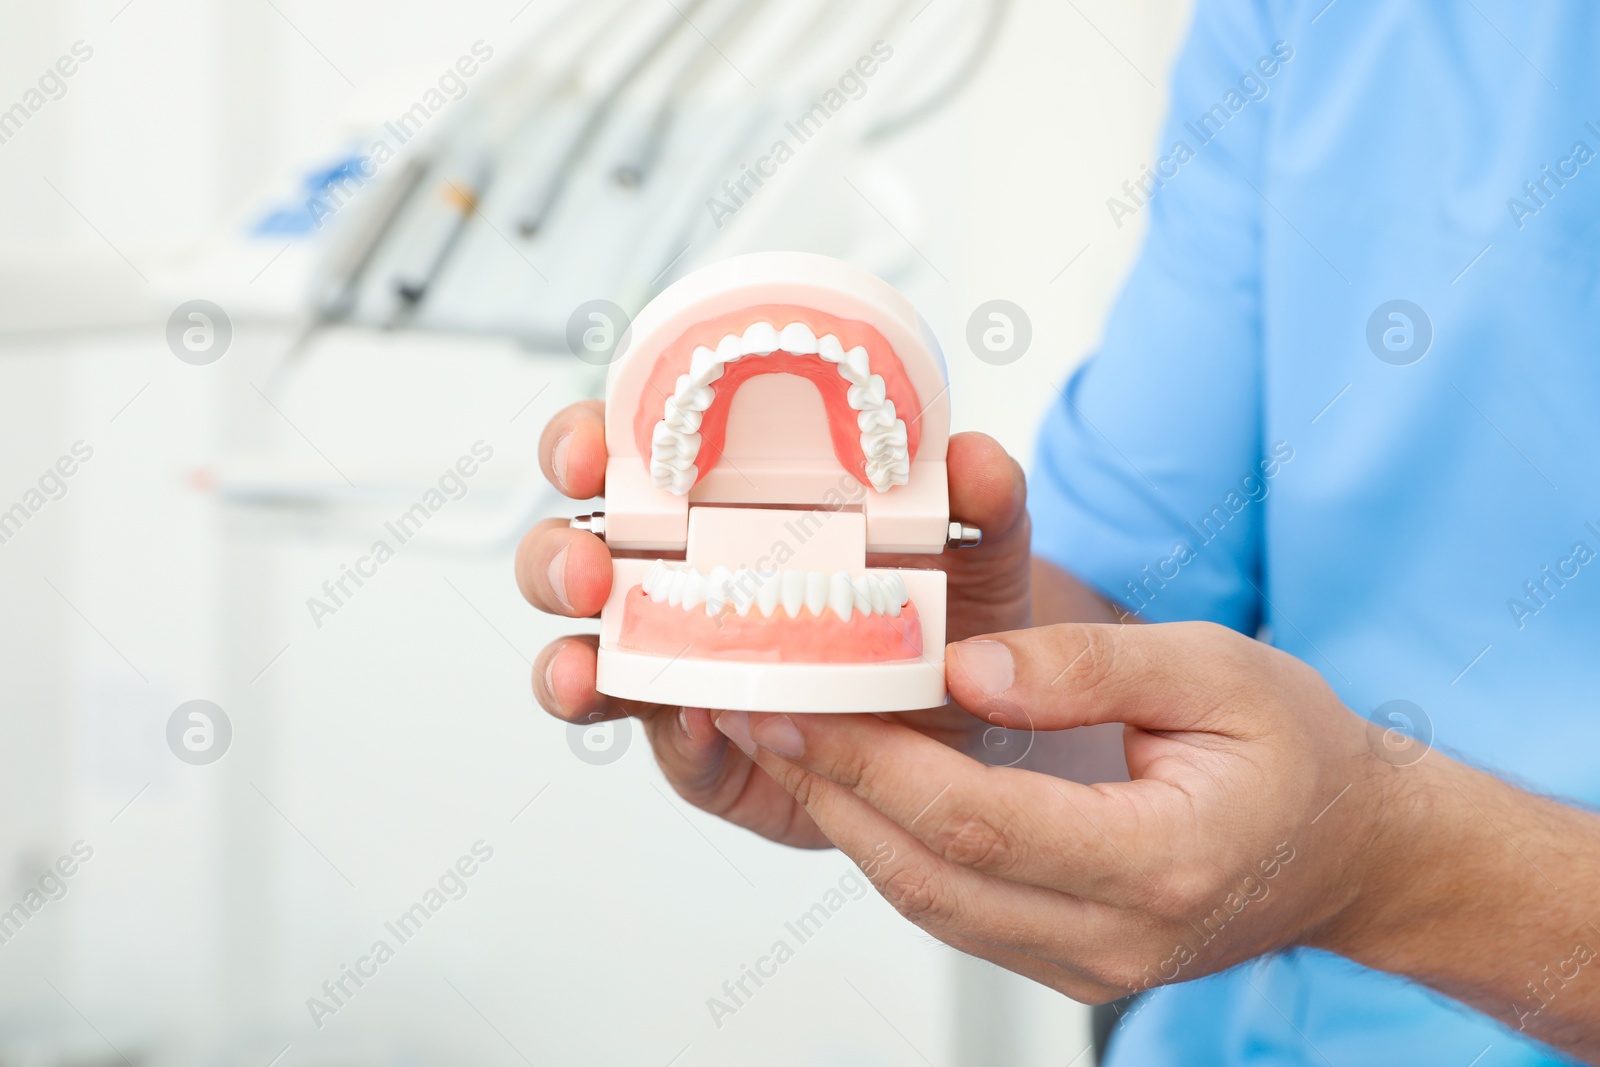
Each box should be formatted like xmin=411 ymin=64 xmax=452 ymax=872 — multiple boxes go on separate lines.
xmin=645 ymin=310 xmax=915 ymax=496
xmin=586 ymin=251 xmax=961 ymax=714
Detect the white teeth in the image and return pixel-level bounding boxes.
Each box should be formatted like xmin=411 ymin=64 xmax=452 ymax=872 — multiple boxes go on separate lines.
xmin=848 ymin=375 xmax=887 ymax=410
xmin=841 ymin=346 xmax=871 ymax=384
xmin=650 ymin=466 xmax=686 ymax=492
xmin=859 ymin=401 xmax=897 ymax=432
xmin=804 ymin=571 xmax=828 ymax=617
xmin=828 ymin=572 xmax=854 ymax=622
xmin=756 ymin=572 xmax=780 ymax=617
xmin=851 ymin=575 xmax=874 ymax=616
xmin=881 ymin=573 xmax=906 ymax=616
xmin=672 ymin=378 xmax=714 ymax=412
xmin=703 ymin=566 xmax=732 ymax=614
xmin=779 ymin=322 xmax=817 ymax=354
xmin=742 ymin=322 xmax=779 ymax=355
xmin=865 ymin=576 xmax=885 ymax=614
xmin=653 ymin=439 xmax=698 ymax=473
xmin=733 ymin=571 xmax=757 ymax=615
xmin=648 ymin=323 xmax=911 ymax=497
xmin=689 ymin=346 xmax=725 ymax=387
xmin=663 ymin=397 xmax=702 ymax=433
xmin=861 ymin=413 xmax=904 ymax=443
xmin=668 ymin=465 xmax=698 ymax=494
xmin=781 ymin=571 xmax=806 ymax=618
xmin=639 ymin=564 xmax=911 ymax=620
xmin=680 ymin=572 xmax=706 ymax=611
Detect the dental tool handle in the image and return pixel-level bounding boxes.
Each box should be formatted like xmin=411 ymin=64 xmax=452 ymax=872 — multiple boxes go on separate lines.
xmin=612 ymin=0 xmax=770 ymax=188
xmin=309 ymin=152 xmax=431 ymax=321
xmin=388 ymin=152 xmax=492 ymax=310
xmin=514 ymin=0 xmax=714 ymax=236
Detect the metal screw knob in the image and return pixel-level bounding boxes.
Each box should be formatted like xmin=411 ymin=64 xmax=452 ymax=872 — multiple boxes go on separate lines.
xmin=570 ymin=512 xmax=606 ymax=538
xmin=946 ymin=522 xmax=983 ymax=550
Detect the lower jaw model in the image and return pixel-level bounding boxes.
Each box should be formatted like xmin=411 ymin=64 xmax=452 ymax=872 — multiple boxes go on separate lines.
xmin=619 ymin=561 xmax=924 ymax=664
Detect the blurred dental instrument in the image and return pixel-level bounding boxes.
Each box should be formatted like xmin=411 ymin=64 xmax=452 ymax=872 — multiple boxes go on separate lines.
xmin=273 ymin=0 xmax=615 ymax=365
xmin=513 ymin=0 xmax=714 ymax=237
xmin=266 ymin=152 xmax=430 ymax=383
xmin=622 ymin=0 xmax=888 ymax=289
xmin=611 ymin=0 xmax=769 ymax=189
xmin=292 ymin=0 xmax=1012 ymax=346
xmin=307 ymin=153 xmax=429 ymax=326
xmin=370 ymin=0 xmax=729 ymax=331
xmin=366 ymin=0 xmax=635 ymax=322
xmin=387 ymin=150 xmax=492 ymax=321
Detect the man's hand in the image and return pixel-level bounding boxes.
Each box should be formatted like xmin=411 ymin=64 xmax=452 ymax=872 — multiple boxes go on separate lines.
xmin=712 ymin=622 xmax=1600 ymax=1060
xmin=712 ymin=622 xmax=1393 ymax=1000
xmin=514 ymin=400 xmax=1038 ymax=848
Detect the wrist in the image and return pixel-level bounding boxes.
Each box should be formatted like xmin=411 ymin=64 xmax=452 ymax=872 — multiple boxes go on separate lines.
xmin=1304 ymin=736 xmax=1600 ymax=1056
xmin=1304 ymin=744 xmax=1488 ymax=974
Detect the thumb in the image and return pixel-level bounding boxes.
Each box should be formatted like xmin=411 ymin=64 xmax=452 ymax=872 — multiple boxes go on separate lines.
xmin=945 ymin=621 xmax=1245 ymax=735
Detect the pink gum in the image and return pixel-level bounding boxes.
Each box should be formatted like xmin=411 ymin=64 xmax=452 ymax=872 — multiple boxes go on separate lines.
xmin=632 ymin=303 xmax=922 ymax=490
xmin=616 ymin=585 xmax=924 ymax=664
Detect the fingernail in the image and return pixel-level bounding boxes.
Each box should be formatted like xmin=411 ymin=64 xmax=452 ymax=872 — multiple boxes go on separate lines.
xmin=547 ymin=545 xmax=572 ymax=612
xmin=713 ymin=710 xmax=757 ymax=756
xmin=751 ymin=714 xmax=804 ymax=758
xmin=954 ymin=640 xmax=1014 ymax=696
xmin=543 ymin=653 xmax=563 ymax=713
xmin=551 ymin=431 xmax=574 ymax=493
xmin=678 ymin=707 xmax=695 ymax=741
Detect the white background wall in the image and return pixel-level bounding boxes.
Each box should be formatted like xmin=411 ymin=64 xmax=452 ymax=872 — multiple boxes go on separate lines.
xmin=0 ymin=1 xmax=1191 ymax=1064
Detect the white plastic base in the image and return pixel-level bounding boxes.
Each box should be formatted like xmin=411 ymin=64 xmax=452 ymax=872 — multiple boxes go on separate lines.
xmin=596 ymin=647 xmax=946 ymax=713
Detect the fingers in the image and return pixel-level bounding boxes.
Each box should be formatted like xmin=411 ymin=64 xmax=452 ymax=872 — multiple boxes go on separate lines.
xmin=945 ymin=621 xmax=1247 ymax=736
xmin=944 ymin=432 xmax=1027 ymax=539
xmin=720 ymin=710 xmax=1173 ymax=905
xmin=539 ymin=399 xmax=606 ymax=499
xmin=533 ymin=635 xmax=633 ymax=722
xmin=937 ymin=433 xmax=1033 ymax=638
xmin=530 ymin=643 xmax=760 ymax=826
xmin=641 ymin=705 xmax=743 ymax=807
xmin=530 ymin=639 xmax=833 ymax=848
xmin=644 ymin=708 xmax=832 ymax=847
xmin=515 ymin=518 xmax=613 ymax=617
xmin=727 ymin=716 xmax=1138 ymax=998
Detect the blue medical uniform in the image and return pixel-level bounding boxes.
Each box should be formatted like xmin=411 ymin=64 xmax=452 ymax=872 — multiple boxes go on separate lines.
xmin=1029 ymin=1 xmax=1600 ymax=1063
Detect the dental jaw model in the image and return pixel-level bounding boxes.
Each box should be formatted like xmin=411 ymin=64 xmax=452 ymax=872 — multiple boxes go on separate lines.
xmin=578 ymin=252 xmax=975 ymax=713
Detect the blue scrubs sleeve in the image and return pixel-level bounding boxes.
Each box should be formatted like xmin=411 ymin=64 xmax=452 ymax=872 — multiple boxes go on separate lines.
xmin=1031 ymin=0 xmax=1288 ymax=631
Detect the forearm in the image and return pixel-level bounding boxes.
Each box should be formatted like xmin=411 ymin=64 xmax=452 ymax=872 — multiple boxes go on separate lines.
xmin=1030 ymin=556 xmax=1133 ymax=627
xmin=1316 ymin=752 xmax=1600 ymax=1059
